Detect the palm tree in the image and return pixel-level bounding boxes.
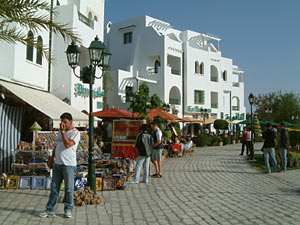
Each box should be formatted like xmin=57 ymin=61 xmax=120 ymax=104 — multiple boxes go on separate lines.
xmin=0 ymin=0 xmax=81 ymax=59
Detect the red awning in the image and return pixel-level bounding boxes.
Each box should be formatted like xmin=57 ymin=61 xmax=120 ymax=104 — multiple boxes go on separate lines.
xmin=147 ymin=108 xmax=180 ymax=120
xmin=93 ymin=108 xmax=133 ymax=118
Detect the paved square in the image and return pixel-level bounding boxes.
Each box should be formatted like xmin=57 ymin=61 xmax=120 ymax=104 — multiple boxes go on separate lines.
xmin=1 ymin=144 xmax=299 ymax=224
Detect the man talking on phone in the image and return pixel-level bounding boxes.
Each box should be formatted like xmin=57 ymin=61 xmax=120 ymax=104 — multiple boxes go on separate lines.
xmin=40 ymin=112 xmax=80 ymax=218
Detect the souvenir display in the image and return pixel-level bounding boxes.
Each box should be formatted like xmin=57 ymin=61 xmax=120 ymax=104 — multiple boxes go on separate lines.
xmin=6 ymin=176 xmax=19 ymax=189
xmin=31 ymin=176 xmax=46 ymax=189
xmin=102 ymin=177 xmax=116 ymax=191
xmin=111 ymin=120 xmax=142 ymax=158
xmin=96 ymin=177 xmax=102 ymax=191
xmin=19 ymin=176 xmax=31 ymax=189
xmin=1 ymin=173 xmax=7 ymax=189
xmin=74 ymin=177 xmax=87 ymax=191
xmin=46 ymin=177 xmax=51 ymax=190
xmin=73 ymin=186 xmax=101 ymax=206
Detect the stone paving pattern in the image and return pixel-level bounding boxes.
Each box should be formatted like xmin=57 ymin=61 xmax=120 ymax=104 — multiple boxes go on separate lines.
xmin=1 ymin=144 xmax=300 ymax=225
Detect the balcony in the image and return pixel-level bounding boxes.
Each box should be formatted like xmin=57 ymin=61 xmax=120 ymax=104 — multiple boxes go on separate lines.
xmin=147 ymin=67 xmax=157 ymax=75
xmin=211 ymin=103 xmax=218 ymax=108
xmin=232 ymin=106 xmax=239 ymax=111
xmin=233 ymin=82 xmax=240 ymax=87
xmin=171 ymin=68 xmax=180 ymax=75
xmin=78 ymin=12 xmax=94 ymax=29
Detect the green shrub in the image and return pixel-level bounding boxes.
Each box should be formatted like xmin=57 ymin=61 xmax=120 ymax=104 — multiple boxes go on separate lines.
xmin=213 ymin=119 xmax=228 ymax=130
xmin=193 ymin=134 xmax=209 ymax=147
xmin=223 ymin=136 xmax=231 ymax=145
xmin=289 ymin=131 xmax=300 ymax=147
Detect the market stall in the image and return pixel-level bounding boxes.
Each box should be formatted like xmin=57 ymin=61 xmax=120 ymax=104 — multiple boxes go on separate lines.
xmin=111 ymin=120 xmax=142 ymax=159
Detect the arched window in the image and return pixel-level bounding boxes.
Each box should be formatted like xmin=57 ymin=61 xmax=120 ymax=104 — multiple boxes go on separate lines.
xmin=88 ymin=12 xmax=93 ymax=20
xmin=154 ymin=60 xmax=160 ymax=74
xmin=36 ymin=36 xmax=43 ymax=65
xmin=195 ymin=61 xmax=200 ymax=73
xmin=26 ymin=30 xmax=34 ymax=61
xmin=222 ymin=70 xmax=227 ymax=81
xmin=210 ymin=65 xmax=218 ymax=82
xmin=94 ymin=16 xmax=98 ymax=21
xmin=232 ymin=96 xmax=240 ymax=111
xmin=169 ymin=86 xmax=181 ymax=105
xmin=200 ymin=62 xmax=204 ymax=74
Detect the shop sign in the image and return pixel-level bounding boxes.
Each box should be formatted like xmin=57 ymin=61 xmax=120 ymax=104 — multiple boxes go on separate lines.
xmin=187 ymin=106 xmax=211 ymax=113
xmin=225 ymin=113 xmax=245 ymax=121
xmin=74 ymin=83 xmax=104 ymax=99
xmin=97 ymin=102 xmax=104 ymax=109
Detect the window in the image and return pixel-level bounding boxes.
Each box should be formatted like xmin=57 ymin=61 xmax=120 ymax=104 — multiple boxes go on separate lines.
xmin=88 ymin=12 xmax=93 ymax=20
xmin=125 ymin=86 xmax=133 ymax=102
xmin=194 ymin=90 xmax=205 ymax=104
xmin=26 ymin=30 xmax=34 ymax=61
xmin=154 ymin=60 xmax=160 ymax=74
xmin=123 ymin=32 xmax=132 ymax=44
xmin=200 ymin=62 xmax=204 ymax=74
xmin=222 ymin=70 xmax=227 ymax=81
xmin=210 ymin=65 xmax=218 ymax=82
xmin=94 ymin=16 xmax=98 ymax=22
xmin=36 ymin=36 xmax=43 ymax=65
xmin=195 ymin=61 xmax=199 ymax=73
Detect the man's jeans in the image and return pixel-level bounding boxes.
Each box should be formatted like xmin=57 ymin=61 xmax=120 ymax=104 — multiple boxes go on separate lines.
xmin=134 ymin=156 xmax=150 ymax=183
xmin=280 ymin=149 xmax=287 ymax=171
xmin=264 ymin=148 xmax=278 ymax=173
xmin=46 ymin=164 xmax=76 ymax=214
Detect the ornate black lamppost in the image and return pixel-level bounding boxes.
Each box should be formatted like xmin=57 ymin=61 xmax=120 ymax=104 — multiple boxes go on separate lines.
xmin=248 ymin=93 xmax=255 ymax=160
xmin=66 ymin=36 xmax=111 ymax=193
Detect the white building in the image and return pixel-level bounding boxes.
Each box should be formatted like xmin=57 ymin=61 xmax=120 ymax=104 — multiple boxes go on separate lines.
xmin=0 ymin=0 xmax=106 ymax=127
xmin=52 ymin=0 xmax=106 ymax=112
xmin=105 ymin=16 xmax=246 ymax=122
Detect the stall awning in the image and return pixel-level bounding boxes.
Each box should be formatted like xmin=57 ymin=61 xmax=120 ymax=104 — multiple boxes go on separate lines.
xmin=0 ymin=80 xmax=92 ymax=128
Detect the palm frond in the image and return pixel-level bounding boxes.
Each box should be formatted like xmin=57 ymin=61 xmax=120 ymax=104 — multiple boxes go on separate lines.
xmin=0 ymin=0 xmax=81 ymax=44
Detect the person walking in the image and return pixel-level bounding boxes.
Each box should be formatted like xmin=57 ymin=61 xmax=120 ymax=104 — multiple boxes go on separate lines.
xmin=278 ymin=123 xmax=289 ymax=172
xmin=40 ymin=113 xmax=80 ymax=218
xmin=132 ymin=124 xmax=153 ymax=184
xmin=150 ymin=122 xmax=163 ymax=178
xmin=262 ymin=123 xmax=279 ymax=173
xmin=240 ymin=127 xmax=249 ymax=155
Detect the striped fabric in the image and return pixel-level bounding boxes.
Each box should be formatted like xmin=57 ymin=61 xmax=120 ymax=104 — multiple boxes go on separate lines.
xmin=0 ymin=103 xmax=23 ymax=173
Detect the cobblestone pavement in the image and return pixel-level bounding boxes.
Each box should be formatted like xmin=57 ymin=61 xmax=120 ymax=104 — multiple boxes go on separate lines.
xmin=1 ymin=144 xmax=300 ymax=225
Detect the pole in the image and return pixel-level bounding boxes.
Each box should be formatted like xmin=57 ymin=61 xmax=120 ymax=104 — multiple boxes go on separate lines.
xmin=88 ymin=69 xmax=96 ymax=193
xmin=47 ymin=0 xmax=53 ymax=92
xmin=250 ymin=104 xmax=254 ymax=160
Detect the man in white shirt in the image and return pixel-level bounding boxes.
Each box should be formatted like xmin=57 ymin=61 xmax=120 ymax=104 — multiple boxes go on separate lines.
xmin=40 ymin=113 xmax=80 ymax=218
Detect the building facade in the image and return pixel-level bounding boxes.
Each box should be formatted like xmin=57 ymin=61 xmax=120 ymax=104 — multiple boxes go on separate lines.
xmin=0 ymin=0 xmax=106 ymax=113
xmin=105 ymin=15 xmax=246 ymax=121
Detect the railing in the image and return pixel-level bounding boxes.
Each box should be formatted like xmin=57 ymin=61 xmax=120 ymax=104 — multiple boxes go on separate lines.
xmin=232 ymin=106 xmax=239 ymax=111
xmin=169 ymin=98 xmax=180 ymax=105
xmin=171 ymin=68 xmax=180 ymax=75
xmin=210 ymin=76 xmax=218 ymax=82
xmin=233 ymin=82 xmax=240 ymax=87
xmin=211 ymin=103 xmax=218 ymax=108
xmin=147 ymin=67 xmax=157 ymax=75
xmin=78 ymin=12 xmax=94 ymax=29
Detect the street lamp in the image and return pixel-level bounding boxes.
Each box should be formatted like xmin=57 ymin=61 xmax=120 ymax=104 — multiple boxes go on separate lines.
xmin=248 ymin=93 xmax=254 ymax=160
xmin=66 ymin=36 xmax=111 ymax=193
xmin=200 ymin=108 xmax=209 ymax=133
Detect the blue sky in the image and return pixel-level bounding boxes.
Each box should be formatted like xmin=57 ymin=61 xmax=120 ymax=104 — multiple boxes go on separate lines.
xmin=105 ymin=0 xmax=300 ymax=110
